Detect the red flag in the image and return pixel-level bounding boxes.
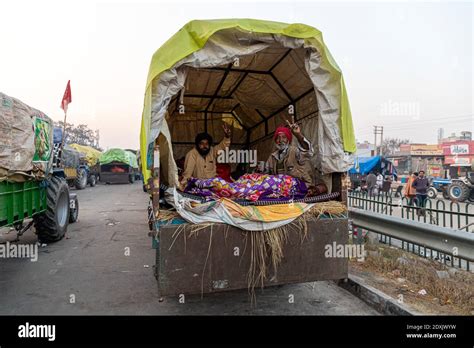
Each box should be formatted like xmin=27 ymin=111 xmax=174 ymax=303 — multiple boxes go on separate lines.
xmin=60 ymin=80 xmax=72 ymax=113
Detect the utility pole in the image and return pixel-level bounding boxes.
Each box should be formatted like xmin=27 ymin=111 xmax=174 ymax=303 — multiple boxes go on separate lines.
xmin=381 ymin=126 xmax=384 ymax=154
xmin=373 ymin=126 xmax=383 ymax=156
xmin=95 ymin=129 xmax=100 ymax=149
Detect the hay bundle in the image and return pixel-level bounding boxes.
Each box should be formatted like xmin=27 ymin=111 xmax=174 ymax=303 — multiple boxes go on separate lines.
xmin=157 ymin=209 xmax=180 ymax=222
xmin=305 ymin=200 xmax=347 ymax=219
xmin=245 ymin=200 xmax=346 ymax=302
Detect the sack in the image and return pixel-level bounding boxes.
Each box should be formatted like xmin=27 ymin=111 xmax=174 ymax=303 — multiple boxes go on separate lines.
xmin=0 ymin=92 xmax=53 ymax=181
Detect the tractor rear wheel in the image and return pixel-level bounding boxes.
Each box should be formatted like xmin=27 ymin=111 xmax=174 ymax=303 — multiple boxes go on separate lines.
xmin=89 ymin=174 xmax=97 ymax=187
xmin=34 ymin=176 xmax=70 ymax=242
xmin=448 ymin=182 xmax=469 ymax=202
xmin=74 ymin=168 xmax=88 ymax=190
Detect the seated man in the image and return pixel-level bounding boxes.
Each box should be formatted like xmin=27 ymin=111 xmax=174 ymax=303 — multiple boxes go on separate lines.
xmin=180 ymin=123 xmax=231 ymax=188
xmin=265 ymin=117 xmax=314 ymax=186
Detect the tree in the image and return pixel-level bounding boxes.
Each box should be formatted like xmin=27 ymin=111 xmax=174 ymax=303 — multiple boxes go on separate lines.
xmin=380 ymin=138 xmax=410 ymax=156
xmin=55 ymin=121 xmax=101 ymax=150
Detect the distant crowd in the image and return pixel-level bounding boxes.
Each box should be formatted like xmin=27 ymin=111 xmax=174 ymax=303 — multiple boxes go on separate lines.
xmin=352 ymin=170 xmax=430 ymax=216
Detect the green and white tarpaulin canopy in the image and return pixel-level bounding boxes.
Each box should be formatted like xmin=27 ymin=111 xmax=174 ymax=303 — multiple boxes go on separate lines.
xmin=100 ymin=148 xmax=138 ymax=168
xmin=140 ymin=19 xmax=356 ymax=185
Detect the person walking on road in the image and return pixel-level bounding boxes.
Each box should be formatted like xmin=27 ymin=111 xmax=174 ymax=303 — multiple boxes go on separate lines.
xmin=376 ymin=172 xmax=384 ymax=190
xmin=366 ymin=171 xmax=377 ymax=196
xmin=404 ymin=172 xmax=418 ymax=213
xmin=412 ymin=170 xmax=429 ymax=216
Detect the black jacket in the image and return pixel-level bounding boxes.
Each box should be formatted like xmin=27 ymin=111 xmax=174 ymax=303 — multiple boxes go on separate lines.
xmin=412 ymin=177 xmax=429 ymax=194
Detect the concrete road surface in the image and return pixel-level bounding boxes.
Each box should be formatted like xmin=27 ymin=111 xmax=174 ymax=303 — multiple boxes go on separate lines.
xmin=0 ymin=182 xmax=378 ymax=315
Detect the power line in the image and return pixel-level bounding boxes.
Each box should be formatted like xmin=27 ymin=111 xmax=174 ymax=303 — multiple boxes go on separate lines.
xmin=356 ymin=114 xmax=473 ymax=133
xmin=357 ymin=113 xmax=473 ymax=127
xmin=356 ymin=117 xmax=472 ymax=136
xmin=382 ymin=113 xmax=473 ymax=124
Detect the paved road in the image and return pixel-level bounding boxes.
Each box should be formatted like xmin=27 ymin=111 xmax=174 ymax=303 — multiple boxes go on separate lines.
xmin=0 ymin=183 xmax=378 ymax=315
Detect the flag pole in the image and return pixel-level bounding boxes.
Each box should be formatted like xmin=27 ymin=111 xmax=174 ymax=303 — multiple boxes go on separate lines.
xmin=59 ymin=80 xmax=71 ymax=157
xmin=60 ymin=104 xmax=67 ymax=154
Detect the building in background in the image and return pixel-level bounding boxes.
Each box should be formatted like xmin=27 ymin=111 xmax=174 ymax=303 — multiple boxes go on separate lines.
xmin=356 ymin=141 xmax=375 ymax=157
xmin=439 ymin=130 xmax=472 ymax=143
xmin=441 ymin=139 xmax=474 ymax=178
xmin=387 ymin=130 xmax=473 ymax=178
xmin=388 ymin=144 xmax=444 ymax=177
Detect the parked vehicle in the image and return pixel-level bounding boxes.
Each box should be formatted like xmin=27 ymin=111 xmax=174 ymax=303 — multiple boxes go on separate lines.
xmin=0 ymin=92 xmax=78 ymax=242
xmin=140 ymin=19 xmax=355 ymax=297
xmin=448 ymin=172 xmax=474 ymax=202
xmin=99 ymin=148 xmax=139 ymax=184
xmin=427 ymin=178 xmax=451 ymax=199
xmin=69 ymin=143 xmax=102 ymax=187
xmin=53 ymin=128 xmax=97 ymax=189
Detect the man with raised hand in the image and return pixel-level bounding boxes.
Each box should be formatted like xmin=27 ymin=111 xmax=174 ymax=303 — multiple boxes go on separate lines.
xmin=180 ymin=123 xmax=231 ymax=188
xmin=265 ymin=116 xmax=314 ymax=186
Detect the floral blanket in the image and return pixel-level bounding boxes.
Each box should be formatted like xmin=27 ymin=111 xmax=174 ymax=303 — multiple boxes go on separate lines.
xmin=184 ymin=174 xmax=308 ymax=202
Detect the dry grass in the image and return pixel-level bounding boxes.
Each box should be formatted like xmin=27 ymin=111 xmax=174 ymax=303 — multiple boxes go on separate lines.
xmin=305 ymin=201 xmax=347 ymax=219
xmin=244 ymin=201 xmax=347 ymax=304
xmin=359 ymin=243 xmax=474 ymax=314
xmin=245 ymin=227 xmax=290 ymax=304
xmin=157 ymin=210 xmax=180 ymax=222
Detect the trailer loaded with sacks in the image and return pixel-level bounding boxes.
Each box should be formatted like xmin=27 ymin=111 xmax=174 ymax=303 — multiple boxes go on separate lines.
xmin=0 ymin=92 xmax=78 ymax=243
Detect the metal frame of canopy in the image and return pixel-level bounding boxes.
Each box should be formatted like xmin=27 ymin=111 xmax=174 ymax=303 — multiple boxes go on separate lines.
xmin=165 ymin=52 xmax=318 ymax=148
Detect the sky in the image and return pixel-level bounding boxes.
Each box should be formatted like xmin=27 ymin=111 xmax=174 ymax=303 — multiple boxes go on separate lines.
xmin=0 ymin=0 xmax=472 ymax=149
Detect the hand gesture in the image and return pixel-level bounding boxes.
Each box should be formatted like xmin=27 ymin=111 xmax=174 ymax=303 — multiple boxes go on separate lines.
xmin=222 ymin=122 xmax=232 ymax=138
xmin=286 ymin=116 xmax=301 ymax=136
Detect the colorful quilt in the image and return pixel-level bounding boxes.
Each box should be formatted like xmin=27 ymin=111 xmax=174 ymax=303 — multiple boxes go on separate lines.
xmin=184 ymin=173 xmax=308 ymax=202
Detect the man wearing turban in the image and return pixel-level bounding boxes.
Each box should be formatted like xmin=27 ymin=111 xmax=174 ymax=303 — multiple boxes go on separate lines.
xmin=265 ymin=116 xmax=314 ymax=186
xmin=180 ymin=123 xmax=231 ymax=187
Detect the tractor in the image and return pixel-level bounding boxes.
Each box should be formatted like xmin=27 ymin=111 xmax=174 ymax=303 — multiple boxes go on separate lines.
xmin=448 ymin=172 xmax=474 ymax=202
xmin=53 ymin=128 xmax=98 ymax=189
xmin=427 ymin=178 xmax=451 ymax=200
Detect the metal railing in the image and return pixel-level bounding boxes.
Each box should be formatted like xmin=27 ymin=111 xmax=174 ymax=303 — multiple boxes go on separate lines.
xmin=348 ymin=191 xmax=473 ymax=232
xmin=348 ymin=191 xmax=474 ymax=271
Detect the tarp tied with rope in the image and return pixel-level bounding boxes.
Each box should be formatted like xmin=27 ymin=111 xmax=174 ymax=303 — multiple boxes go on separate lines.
xmin=140 ymin=19 xmax=356 ymax=187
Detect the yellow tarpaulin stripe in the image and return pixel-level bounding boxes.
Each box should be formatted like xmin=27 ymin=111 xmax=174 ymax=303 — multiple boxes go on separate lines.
xmin=220 ymin=198 xmax=308 ymax=222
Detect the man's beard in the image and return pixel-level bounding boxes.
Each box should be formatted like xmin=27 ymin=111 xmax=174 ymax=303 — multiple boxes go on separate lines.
xmin=276 ymin=143 xmax=289 ymax=152
xmin=197 ymin=147 xmax=211 ymax=157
